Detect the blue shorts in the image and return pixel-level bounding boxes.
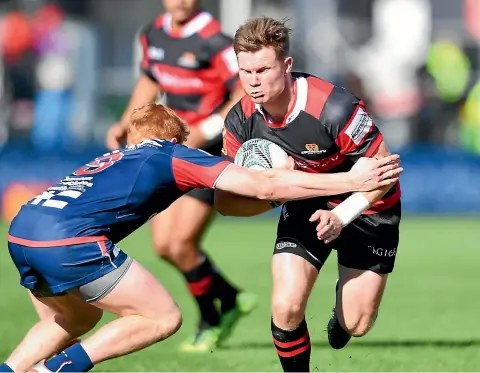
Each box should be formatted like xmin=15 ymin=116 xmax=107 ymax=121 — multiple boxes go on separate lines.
xmin=7 ymin=236 xmax=128 ymax=296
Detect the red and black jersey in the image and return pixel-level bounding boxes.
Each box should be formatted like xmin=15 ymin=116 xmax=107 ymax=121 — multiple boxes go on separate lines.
xmin=222 ymin=72 xmax=401 ymax=215
xmin=139 ymin=11 xmax=240 ymax=126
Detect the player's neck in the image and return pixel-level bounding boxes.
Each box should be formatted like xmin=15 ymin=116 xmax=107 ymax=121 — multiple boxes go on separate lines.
xmin=262 ymin=76 xmax=295 ymax=123
xmin=170 ymin=10 xmax=201 ymax=32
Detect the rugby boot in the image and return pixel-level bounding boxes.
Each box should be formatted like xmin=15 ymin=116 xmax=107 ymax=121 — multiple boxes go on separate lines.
xmin=217 ymin=292 xmax=258 ymax=345
xmin=180 ymin=320 xmax=221 ymax=352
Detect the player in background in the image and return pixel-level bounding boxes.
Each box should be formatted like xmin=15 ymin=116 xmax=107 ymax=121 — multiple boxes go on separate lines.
xmin=216 ymin=17 xmax=402 ymax=372
xmin=105 ymin=0 xmax=248 ymax=352
xmin=0 ymin=103 xmax=402 ymax=373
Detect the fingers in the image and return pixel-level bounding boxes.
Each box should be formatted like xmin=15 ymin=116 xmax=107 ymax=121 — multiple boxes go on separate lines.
xmin=310 ymin=211 xmax=343 ymax=244
xmin=381 ymin=167 xmax=403 ymax=180
xmin=316 ymin=217 xmax=333 ymax=235
xmin=309 ymin=210 xmax=323 ymax=222
xmin=376 ymin=154 xmax=400 ymax=166
xmin=376 ymin=162 xmax=400 ymax=175
xmin=378 ymin=177 xmax=399 ymax=187
xmin=316 ymin=219 xmax=341 ymax=244
xmin=310 ymin=211 xmax=332 ymax=237
xmin=316 ymin=215 xmax=331 ymax=234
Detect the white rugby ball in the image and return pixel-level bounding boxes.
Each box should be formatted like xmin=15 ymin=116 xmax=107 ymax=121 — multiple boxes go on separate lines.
xmin=234 ymin=138 xmax=290 ymax=170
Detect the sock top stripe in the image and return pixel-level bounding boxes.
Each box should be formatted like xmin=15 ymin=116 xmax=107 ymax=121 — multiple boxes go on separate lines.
xmin=273 ymin=330 xmax=309 ymax=349
xmin=276 ymin=343 xmax=312 ymax=358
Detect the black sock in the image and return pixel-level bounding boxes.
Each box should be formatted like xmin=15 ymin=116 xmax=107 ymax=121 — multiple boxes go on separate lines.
xmin=272 ymin=319 xmax=311 ymax=372
xmin=210 ymin=262 xmax=239 ymax=314
xmin=184 ymin=255 xmax=220 ymax=326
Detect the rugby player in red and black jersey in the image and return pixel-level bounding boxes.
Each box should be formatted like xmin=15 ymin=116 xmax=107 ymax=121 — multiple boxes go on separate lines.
xmin=216 ymin=17 xmax=402 ymax=372
xmin=105 ymin=0 xmax=250 ymax=352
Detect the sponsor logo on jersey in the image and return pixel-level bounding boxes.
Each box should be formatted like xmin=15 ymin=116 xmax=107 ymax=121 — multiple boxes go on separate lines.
xmin=345 ymin=108 xmax=374 ymax=145
xmin=301 ymin=143 xmax=327 ymax=155
xmin=152 ymin=67 xmax=203 ymax=88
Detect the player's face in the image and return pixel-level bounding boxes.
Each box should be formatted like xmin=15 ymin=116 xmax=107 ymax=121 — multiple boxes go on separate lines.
xmin=162 ymin=0 xmax=198 ymax=23
xmin=237 ymin=46 xmax=293 ymax=105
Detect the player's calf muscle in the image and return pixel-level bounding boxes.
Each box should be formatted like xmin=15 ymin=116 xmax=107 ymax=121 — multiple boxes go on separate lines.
xmin=342 ymin=309 xmax=377 ymax=337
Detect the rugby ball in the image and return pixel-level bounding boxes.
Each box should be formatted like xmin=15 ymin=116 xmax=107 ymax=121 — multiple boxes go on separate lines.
xmin=234 ymin=138 xmax=289 ymax=170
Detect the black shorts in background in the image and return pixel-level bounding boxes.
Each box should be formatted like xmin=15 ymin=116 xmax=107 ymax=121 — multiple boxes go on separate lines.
xmin=273 ymin=198 xmax=401 ymax=274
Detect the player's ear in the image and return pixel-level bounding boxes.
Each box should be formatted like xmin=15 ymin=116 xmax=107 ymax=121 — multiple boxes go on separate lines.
xmin=284 ymin=56 xmax=293 ymax=74
xmin=170 ymin=137 xmax=178 ymax=144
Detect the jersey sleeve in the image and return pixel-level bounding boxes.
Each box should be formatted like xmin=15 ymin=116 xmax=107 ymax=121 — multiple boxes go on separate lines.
xmin=138 ymin=22 xmax=156 ymax=82
xmin=208 ymin=33 xmax=240 ymax=92
xmin=326 ymin=88 xmax=383 ymax=160
xmin=221 ymin=103 xmax=247 ymax=161
xmin=171 ymin=145 xmax=232 ymax=191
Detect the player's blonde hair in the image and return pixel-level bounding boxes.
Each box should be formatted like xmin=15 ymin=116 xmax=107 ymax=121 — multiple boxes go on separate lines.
xmin=127 ymin=103 xmax=189 ymax=144
xmin=233 ymin=17 xmax=292 ymax=59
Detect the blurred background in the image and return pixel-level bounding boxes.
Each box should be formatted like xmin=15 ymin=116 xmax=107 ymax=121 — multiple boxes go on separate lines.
xmin=0 ymin=1 xmax=479 ymax=371
xmin=0 ymin=0 xmax=479 ymax=221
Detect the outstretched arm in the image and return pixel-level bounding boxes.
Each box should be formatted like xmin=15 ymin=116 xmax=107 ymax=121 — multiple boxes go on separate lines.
xmin=214 ymin=155 xmax=401 ymax=214
xmin=214 ymin=154 xmax=402 ymax=216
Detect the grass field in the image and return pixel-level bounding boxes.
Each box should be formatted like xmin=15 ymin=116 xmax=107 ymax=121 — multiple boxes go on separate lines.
xmin=1 ymin=216 xmax=479 ymax=372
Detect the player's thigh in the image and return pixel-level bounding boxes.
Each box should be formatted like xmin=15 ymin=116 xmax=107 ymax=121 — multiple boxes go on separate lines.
xmin=272 ymin=201 xmax=332 ymax=321
xmin=271 ymin=253 xmax=318 ymax=321
xmin=151 ymin=193 xmax=215 ymax=249
xmin=150 ymin=206 xmax=176 ymax=252
xmin=91 ymin=258 xmax=179 ymax=321
xmin=334 ymin=210 xmax=400 ymax=324
xmin=274 ymin=201 xmax=334 ymax=272
xmin=337 ymin=265 xmax=388 ymax=317
xmin=29 ymin=291 xmax=102 ymax=333
xmin=174 ymin=191 xmax=216 ymax=242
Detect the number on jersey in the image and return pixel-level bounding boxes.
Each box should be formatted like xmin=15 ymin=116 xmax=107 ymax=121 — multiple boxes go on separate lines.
xmin=31 ymin=190 xmax=83 ymax=209
xmin=73 ymin=151 xmax=124 ymax=176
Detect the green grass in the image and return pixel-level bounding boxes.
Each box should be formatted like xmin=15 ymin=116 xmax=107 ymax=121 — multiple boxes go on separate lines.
xmin=1 ymin=216 xmax=479 ymax=371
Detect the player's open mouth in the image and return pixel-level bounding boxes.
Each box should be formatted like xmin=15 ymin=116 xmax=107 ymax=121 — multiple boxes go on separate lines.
xmin=251 ymin=92 xmax=264 ymax=99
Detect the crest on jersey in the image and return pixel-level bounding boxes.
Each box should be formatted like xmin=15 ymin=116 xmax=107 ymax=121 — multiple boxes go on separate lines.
xmin=301 ymin=143 xmax=326 ymax=155
xmin=178 ymin=51 xmax=199 ymax=68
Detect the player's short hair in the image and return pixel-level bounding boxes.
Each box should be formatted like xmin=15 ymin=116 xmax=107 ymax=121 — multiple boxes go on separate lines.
xmin=128 ymin=103 xmax=189 ymax=144
xmin=233 ymin=17 xmax=292 ymax=59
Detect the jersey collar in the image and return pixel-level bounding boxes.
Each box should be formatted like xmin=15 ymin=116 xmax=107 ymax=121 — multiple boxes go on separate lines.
xmin=163 ymin=11 xmax=213 ymax=38
xmin=255 ymin=76 xmax=308 ymax=128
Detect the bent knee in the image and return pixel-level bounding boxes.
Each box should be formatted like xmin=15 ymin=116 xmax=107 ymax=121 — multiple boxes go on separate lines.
xmin=343 ymin=310 xmax=378 ymax=337
xmin=152 ymin=234 xmax=171 ymax=259
xmin=67 ymin=308 xmax=103 ymax=337
xmin=272 ymin=299 xmax=305 ymax=329
xmin=151 ymin=305 xmax=183 ymax=341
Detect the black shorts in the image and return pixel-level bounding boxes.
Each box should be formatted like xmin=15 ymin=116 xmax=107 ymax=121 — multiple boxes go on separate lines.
xmin=274 ymin=197 xmax=401 ymax=274
xmin=185 ymin=135 xmax=223 ymax=206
